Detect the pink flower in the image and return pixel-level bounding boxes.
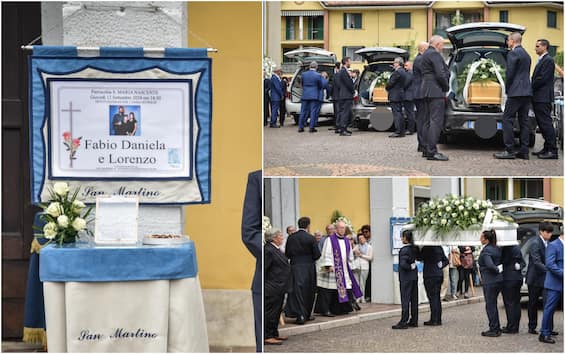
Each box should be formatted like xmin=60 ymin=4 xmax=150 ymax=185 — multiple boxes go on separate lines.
xmin=63 ymin=132 xmax=71 ymax=141
xmin=72 ymin=138 xmax=81 ymax=148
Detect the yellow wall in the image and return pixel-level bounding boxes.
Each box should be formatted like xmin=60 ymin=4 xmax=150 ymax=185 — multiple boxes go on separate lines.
xmin=432 ymin=1 xmax=484 ymax=10
xmin=298 ymin=178 xmax=370 ymax=234
xmin=491 ymin=6 xmax=563 ymax=69
xmin=550 ymin=178 xmax=564 ymax=207
xmin=185 ymin=2 xmax=261 ymax=290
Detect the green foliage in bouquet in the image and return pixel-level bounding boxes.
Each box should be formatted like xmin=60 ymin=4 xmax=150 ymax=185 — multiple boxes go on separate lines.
xmin=374 ymin=71 xmax=392 ymax=87
xmin=34 ymin=182 xmax=93 ymax=245
xmin=331 ymin=210 xmax=355 ymax=234
xmin=413 ymin=194 xmax=512 ymax=236
xmin=456 ymin=58 xmax=505 ymax=94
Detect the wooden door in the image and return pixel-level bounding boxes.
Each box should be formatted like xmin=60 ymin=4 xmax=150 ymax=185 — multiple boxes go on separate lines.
xmin=2 ymin=1 xmax=42 ymax=339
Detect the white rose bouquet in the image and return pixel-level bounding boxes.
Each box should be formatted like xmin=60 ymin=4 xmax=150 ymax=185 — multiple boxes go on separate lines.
xmin=34 ymin=182 xmax=92 ymax=245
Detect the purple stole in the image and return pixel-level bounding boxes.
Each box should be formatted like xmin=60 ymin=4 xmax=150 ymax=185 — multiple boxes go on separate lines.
xmin=329 ymin=233 xmax=363 ymax=303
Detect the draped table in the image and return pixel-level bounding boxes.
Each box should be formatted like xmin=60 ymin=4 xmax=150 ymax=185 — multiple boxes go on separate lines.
xmin=39 ymin=241 xmax=208 ymax=352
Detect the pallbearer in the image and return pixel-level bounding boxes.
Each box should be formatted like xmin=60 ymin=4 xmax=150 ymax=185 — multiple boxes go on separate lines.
xmin=392 ymin=230 xmax=419 ymax=329
xmin=501 ymin=244 xmax=525 ymax=334
xmin=479 ymin=230 xmax=503 ymax=337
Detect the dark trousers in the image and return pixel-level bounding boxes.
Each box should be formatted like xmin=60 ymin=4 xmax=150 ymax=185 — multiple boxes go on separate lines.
xmin=298 ymin=99 xmax=317 ymax=129
xmin=415 ymin=99 xmax=426 ymax=150
xmin=502 ymin=96 xmax=531 ymax=154
xmin=403 ymin=100 xmax=416 ymax=133
xmin=528 ymin=284 xmax=545 ymax=330
xmin=310 ymin=100 xmax=322 ymax=129
xmin=424 ymin=277 xmax=443 ymax=323
xmin=333 ymin=100 xmax=340 ymax=129
xmin=270 ymin=100 xmax=280 ymax=126
xmin=391 ymin=101 xmax=405 ymax=134
xmin=457 ymin=267 xmax=472 ymax=294
xmin=285 ymin=263 xmax=316 ymax=318
xmin=541 ymin=288 xmax=560 ymax=336
xmin=483 ymin=282 xmax=502 ymax=331
xmin=365 ymin=266 xmax=372 ymax=300
xmin=424 ymin=97 xmax=445 ymax=155
xmin=265 ymin=293 xmax=285 ymax=340
xmin=252 ymin=290 xmax=262 ymax=351
xmin=280 ymin=99 xmax=287 ymax=126
xmin=502 ymin=280 xmax=522 ymax=331
xmin=400 ymin=279 xmax=418 ymax=324
xmin=533 ymin=102 xmax=557 ymax=153
xmin=337 ymin=99 xmax=353 ymax=131
xmin=264 ymin=96 xmax=270 ymax=126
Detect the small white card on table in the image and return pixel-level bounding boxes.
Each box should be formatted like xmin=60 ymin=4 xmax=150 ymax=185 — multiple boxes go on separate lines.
xmin=95 ymin=196 xmax=139 ymax=244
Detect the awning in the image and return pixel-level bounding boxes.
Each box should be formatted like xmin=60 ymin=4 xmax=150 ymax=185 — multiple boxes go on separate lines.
xmin=282 ymin=10 xmax=325 ymax=17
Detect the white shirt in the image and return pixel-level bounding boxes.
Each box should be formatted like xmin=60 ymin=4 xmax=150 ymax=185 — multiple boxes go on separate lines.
xmin=321 ymin=236 xmax=353 ymax=288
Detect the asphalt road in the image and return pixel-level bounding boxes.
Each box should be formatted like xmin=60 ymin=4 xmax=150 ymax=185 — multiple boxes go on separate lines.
xmin=264 ymin=121 xmax=563 ymax=176
xmin=265 ymin=300 xmax=564 ymax=353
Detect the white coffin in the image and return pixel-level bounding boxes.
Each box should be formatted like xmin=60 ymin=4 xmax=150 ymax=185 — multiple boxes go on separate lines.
xmin=411 ymin=219 xmax=518 ymax=246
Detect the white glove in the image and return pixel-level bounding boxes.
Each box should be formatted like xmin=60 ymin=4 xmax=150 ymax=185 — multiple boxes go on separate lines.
xmin=437 ymin=261 xmax=443 ymax=269
xmin=410 ymin=263 xmax=416 ymax=270
xmin=497 ymin=264 xmax=503 ymax=273
xmin=514 ymin=262 xmax=521 ymax=271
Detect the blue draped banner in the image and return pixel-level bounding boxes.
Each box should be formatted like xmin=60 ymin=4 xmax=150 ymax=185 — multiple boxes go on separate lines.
xmin=29 ymin=46 xmax=212 ymax=204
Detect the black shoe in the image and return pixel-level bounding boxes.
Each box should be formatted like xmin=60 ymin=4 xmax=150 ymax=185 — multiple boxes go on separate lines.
xmin=407 ymin=322 xmax=418 ymax=328
xmin=340 ymin=131 xmax=352 ymax=136
xmin=538 ymin=151 xmax=558 ymax=159
xmin=298 ymin=128 xmax=304 ymax=133
xmin=528 ymin=329 xmax=538 ymax=335
xmin=422 ymin=152 xmax=432 ymax=158
xmin=269 ymin=125 xmax=280 ymax=128
xmin=321 ymin=312 xmax=336 ymax=317
xmin=494 ymin=151 xmax=516 ymax=159
xmin=335 ymin=129 xmax=341 ymax=134
xmin=501 ymin=327 xmax=518 ymax=334
xmin=551 ymin=331 xmax=559 ymax=336
xmin=353 ymin=302 xmax=361 ymax=311
xmin=309 ymin=128 xmax=318 ymax=133
xmin=532 ymin=149 xmax=547 ymax=156
xmin=406 ymin=131 xmax=415 ymax=135
xmin=539 ymin=335 xmax=556 ymax=344
xmin=389 ymin=133 xmax=405 ymax=138
xmin=344 ymin=129 xmax=353 ymax=134
xmin=427 ymin=153 xmax=449 ymax=161
xmin=424 ymin=321 xmax=440 ymax=326
xmin=516 ymin=152 xmax=530 ymax=160
xmin=417 ymin=145 xmax=424 ymax=152
xmin=481 ymin=330 xmax=501 ymax=337
xmin=307 ymin=316 xmax=315 ymax=321
xmin=295 ymin=315 xmax=305 ymax=325
xmin=392 ymin=323 xmax=409 ymax=330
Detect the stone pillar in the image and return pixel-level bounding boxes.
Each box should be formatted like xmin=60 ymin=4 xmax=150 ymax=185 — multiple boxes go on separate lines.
xmin=267 ymin=178 xmax=300 ymax=247
xmin=265 ymin=1 xmax=282 ymax=66
xmin=299 ymin=15 xmax=304 ymax=41
xmin=508 ymin=178 xmax=514 ymax=200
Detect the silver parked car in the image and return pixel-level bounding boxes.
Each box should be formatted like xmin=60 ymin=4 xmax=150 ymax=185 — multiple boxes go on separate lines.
xmin=284 ymin=47 xmax=337 ymax=124
xmin=352 ymin=47 xmax=409 ymax=131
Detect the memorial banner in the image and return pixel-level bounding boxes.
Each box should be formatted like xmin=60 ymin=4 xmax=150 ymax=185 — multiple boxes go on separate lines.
xmin=29 ymin=46 xmax=212 ymax=204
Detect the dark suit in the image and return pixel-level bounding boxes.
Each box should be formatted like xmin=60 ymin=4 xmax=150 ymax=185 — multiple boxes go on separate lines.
xmin=479 ymin=243 xmax=503 ymax=332
xmin=502 ymin=45 xmax=532 ymax=154
xmin=501 ymin=245 xmax=526 ymax=332
xmin=398 ymin=244 xmax=419 ymax=325
xmin=299 ymin=69 xmax=325 ymax=130
xmin=270 ymin=75 xmax=284 ymax=127
xmin=285 ymin=229 xmax=322 ymax=319
xmin=420 ymin=246 xmax=448 ymax=324
xmin=420 ymin=47 xmax=449 ymax=155
xmin=541 ymin=239 xmax=563 ymax=337
xmin=532 ymin=53 xmax=557 ymax=153
xmin=264 ymin=77 xmax=271 ymax=126
xmin=413 ymin=53 xmax=426 ymax=150
xmin=334 ymin=67 xmax=355 ymax=132
xmin=525 ymin=235 xmax=548 ymax=331
xmin=386 ymin=67 xmax=407 ymax=135
xmin=264 ymin=242 xmax=291 ymax=340
xmin=403 ymin=69 xmax=416 ymax=134
xmin=280 ymin=79 xmax=288 ymax=126
xmin=241 ymin=170 xmax=262 ymax=352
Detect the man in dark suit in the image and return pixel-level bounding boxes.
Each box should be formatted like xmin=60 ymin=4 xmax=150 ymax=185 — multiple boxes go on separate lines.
xmin=532 ymin=39 xmax=558 ymax=159
xmin=413 ymin=42 xmax=429 ymax=153
xmin=403 ymin=60 xmax=416 ymax=136
xmin=421 ymin=35 xmax=449 ymax=161
xmin=539 ymin=232 xmax=563 ymax=343
xmin=330 ymin=62 xmax=341 ymax=131
xmin=264 ymin=228 xmax=291 ymax=346
xmin=495 ymin=32 xmax=533 ymax=159
xmin=298 ymin=61 xmax=325 ymax=133
xmin=269 ymin=67 xmax=284 ymax=128
xmin=526 ymin=221 xmax=554 ymax=334
xmin=392 ymin=230 xmax=419 ymax=329
xmin=334 ymin=57 xmax=355 ymax=136
xmin=280 ymin=77 xmax=288 ymax=127
xmin=284 ymin=216 xmax=321 ymax=324
xmin=501 ymin=245 xmax=526 ymax=333
xmin=386 ymin=57 xmax=407 ymax=138
xmin=419 ymin=245 xmax=449 ymax=325
xmin=263 ymin=73 xmax=270 ymax=126
xmin=241 ymin=170 xmax=262 ymax=352
xmin=478 ymin=230 xmax=504 ymax=337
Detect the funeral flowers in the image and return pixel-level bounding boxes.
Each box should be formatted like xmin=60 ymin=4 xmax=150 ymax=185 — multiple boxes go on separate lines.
xmin=35 ymin=182 xmax=92 ymax=245
xmin=62 ymin=131 xmax=82 ymax=168
xmin=457 ymin=58 xmax=505 ymax=93
xmin=413 ymin=195 xmax=510 ymax=235
xmin=374 ymin=71 xmax=392 ymax=87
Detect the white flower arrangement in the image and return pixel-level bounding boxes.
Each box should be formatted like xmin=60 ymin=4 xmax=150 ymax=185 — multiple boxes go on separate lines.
xmin=374 ymin=71 xmax=392 ymax=87
xmin=263 ymin=56 xmax=276 ymax=77
xmin=262 ymin=215 xmax=272 ymax=240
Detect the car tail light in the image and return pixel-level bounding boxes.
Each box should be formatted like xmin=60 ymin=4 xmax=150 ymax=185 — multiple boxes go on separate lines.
xmin=286 ymin=91 xmax=291 ymax=99
xmin=353 ymin=94 xmax=359 ymax=104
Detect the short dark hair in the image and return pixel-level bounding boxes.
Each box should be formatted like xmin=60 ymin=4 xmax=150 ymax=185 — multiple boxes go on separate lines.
xmin=341 ymin=57 xmax=350 ymax=65
xmin=537 ymin=39 xmax=550 ymax=49
xmin=539 ymin=221 xmax=554 ymax=233
xmin=335 ymin=62 xmax=341 ymax=69
xmin=298 ymin=217 xmax=311 ymax=229
xmin=361 ymin=224 xmax=371 ymax=232
xmin=402 ymin=229 xmax=413 ymax=243
xmin=482 ymin=229 xmax=497 ymax=246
